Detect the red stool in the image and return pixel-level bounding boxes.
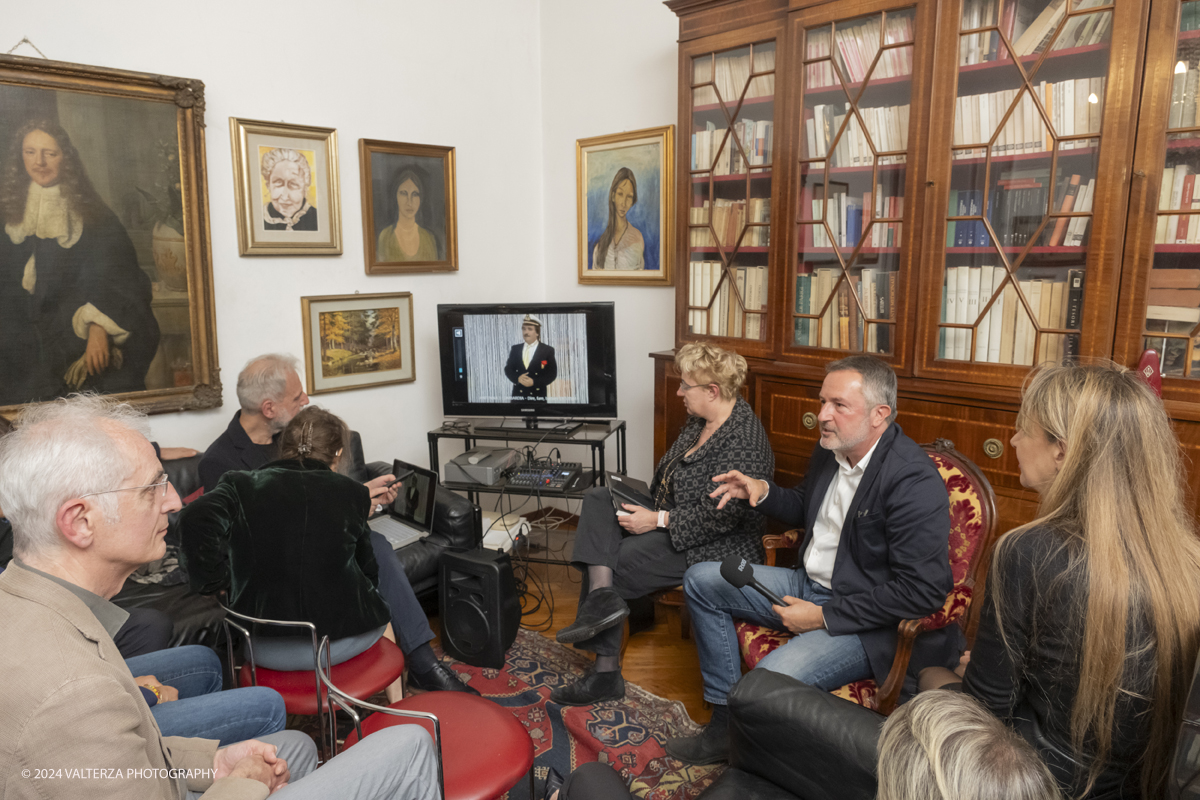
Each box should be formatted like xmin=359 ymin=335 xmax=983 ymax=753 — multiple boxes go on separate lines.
xmin=320 ymin=638 xmax=534 ymax=800
xmin=220 ymin=605 xmax=405 ymax=757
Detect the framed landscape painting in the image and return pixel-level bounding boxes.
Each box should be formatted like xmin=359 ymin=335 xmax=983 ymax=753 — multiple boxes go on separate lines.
xmin=230 ymin=117 xmax=342 ymax=256
xmin=577 ymin=125 xmax=674 ymax=286
xmin=359 ymin=139 xmax=458 ymax=274
xmin=0 ymin=53 xmax=220 ymax=416
xmin=301 ymin=292 xmax=415 ymax=395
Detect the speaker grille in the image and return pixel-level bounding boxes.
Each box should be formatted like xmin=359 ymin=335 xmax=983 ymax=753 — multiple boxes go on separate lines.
xmin=444 ymin=599 xmax=489 ymax=655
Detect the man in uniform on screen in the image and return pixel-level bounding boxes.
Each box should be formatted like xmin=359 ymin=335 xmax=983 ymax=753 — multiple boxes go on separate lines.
xmin=504 ymin=314 xmax=558 ymax=400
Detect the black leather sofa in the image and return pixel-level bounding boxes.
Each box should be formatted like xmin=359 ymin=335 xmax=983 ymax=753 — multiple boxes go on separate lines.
xmin=109 ymin=433 xmax=480 ymax=647
xmin=699 ymin=670 xmax=883 ymax=800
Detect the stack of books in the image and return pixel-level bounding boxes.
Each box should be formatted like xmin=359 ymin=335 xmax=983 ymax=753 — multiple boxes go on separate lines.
xmin=694 ymin=47 xmax=776 ymax=106
xmin=691 ymin=119 xmax=774 ymax=172
xmin=1156 ymin=165 xmax=1200 ymax=244
xmin=952 ymin=78 xmax=1105 ymax=156
xmin=939 ymin=266 xmax=1084 ymax=364
xmin=689 ymin=199 xmax=771 ymax=248
xmin=805 ymin=14 xmax=913 ymax=88
xmin=687 ymin=263 xmax=768 ymax=338
xmin=800 ymin=188 xmax=904 ymax=249
xmin=794 ymin=266 xmax=894 ymax=353
xmin=805 ymin=103 xmax=911 ymax=165
xmin=946 ymin=172 xmax=1093 ymax=248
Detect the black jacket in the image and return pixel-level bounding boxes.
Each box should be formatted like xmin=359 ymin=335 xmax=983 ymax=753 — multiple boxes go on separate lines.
xmin=179 ymin=458 xmax=391 ymax=641
xmin=503 ymin=341 xmax=557 ymax=399
xmin=198 ymin=411 xmax=280 ymax=493
xmin=757 ymin=423 xmax=956 ymax=695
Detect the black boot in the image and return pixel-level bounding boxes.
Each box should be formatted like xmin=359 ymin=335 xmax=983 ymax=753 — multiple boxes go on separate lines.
xmin=664 ymin=703 xmax=731 ymax=765
xmin=548 ymin=669 xmax=625 ymax=706
xmin=555 ymin=587 xmax=629 ymax=645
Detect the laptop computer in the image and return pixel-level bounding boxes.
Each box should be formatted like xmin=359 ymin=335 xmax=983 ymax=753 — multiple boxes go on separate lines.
xmin=369 ymin=459 xmax=438 ymax=550
xmin=606 ymin=472 xmax=655 ymax=513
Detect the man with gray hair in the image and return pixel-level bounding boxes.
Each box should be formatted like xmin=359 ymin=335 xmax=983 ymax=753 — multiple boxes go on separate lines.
xmin=665 ymin=355 xmax=955 ymax=765
xmin=0 ymin=395 xmax=439 ymax=799
xmin=198 ymin=353 xmax=310 ymax=493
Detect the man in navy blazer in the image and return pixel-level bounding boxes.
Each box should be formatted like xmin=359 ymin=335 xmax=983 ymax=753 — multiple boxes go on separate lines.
xmin=666 ymin=355 xmax=954 ymax=765
xmin=503 ymin=314 xmax=557 ymax=400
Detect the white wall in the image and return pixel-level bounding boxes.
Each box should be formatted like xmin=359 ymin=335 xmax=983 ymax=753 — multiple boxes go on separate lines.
xmin=538 ymin=0 xmax=680 ymax=478
xmin=4 ymin=0 xmax=677 ymax=477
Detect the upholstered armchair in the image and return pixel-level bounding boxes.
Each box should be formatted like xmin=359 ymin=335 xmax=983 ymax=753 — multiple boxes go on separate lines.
xmin=734 ymin=438 xmax=999 ymax=715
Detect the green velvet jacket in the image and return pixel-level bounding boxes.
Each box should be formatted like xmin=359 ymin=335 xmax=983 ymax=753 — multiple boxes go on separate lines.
xmin=179 ymin=458 xmax=391 ymax=640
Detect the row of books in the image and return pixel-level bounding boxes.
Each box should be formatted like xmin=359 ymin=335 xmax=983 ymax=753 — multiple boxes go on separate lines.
xmin=965 ymin=0 xmax=1109 ymax=65
xmin=945 ymin=174 xmax=1094 ymax=248
xmin=804 ymin=15 xmax=914 ymax=88
xmin=1156 ymin=165 xmax=1200 ymax=243
xmin=794 ymin=267 xmax=895 ymax=353
xmin=691 ymin=119 xmax=775 ymax=173
xmin=805 ymin=103 xmax=911 ymax=166
xmin=694 ymin=48 xmax=776 ymax=107
xmin=952 ymin=79 xmax=1105 ymax=155
xmin=1168 ymin=65 xmax=1200 ymax=130
xmin=687 ymin=262 xmax=768 ymax=338
xmin=801 ymin=189 xmax=905 ymax=249
xmin=688 ymin=199 xmax=771 ymax=248
xmin=940 ymin=265 xmax=1084 ymax=364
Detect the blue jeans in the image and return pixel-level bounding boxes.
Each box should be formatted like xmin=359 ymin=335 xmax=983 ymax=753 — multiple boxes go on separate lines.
xmin=125 ymin=645 xmax=286 ymax=746
xmin=683 ymin=561 xmax=871 ymax=705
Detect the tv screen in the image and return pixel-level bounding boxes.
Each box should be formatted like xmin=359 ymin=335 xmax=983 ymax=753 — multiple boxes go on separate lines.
xmin=437 ymin=302 xmax=617 ymax=421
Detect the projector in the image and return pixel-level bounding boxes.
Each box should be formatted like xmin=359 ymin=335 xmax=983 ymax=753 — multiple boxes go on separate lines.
xmin=444 ymin=447 xmax=522 ymax=485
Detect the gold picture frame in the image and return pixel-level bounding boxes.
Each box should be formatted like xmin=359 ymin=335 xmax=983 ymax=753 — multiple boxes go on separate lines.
xmin=577 ymin=125 xmax=675 ymax=286
xmin=359 ymin=139 xmax=458 ymax=274
xmin=230 ymin=117 xmax=342 ymax=256
xmin=300 ymin=292 xmax=415 ymax=395
xmin=0 ymin=53 xmax=220 ymax=416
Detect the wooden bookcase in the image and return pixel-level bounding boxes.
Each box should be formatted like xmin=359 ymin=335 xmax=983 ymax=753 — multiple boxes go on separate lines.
xmin=658 ymin=0 xmax=1200 ymax=537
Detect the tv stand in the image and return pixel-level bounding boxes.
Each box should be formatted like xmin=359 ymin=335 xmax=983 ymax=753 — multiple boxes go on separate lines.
xmin=470 ymin=417 xmax=582 ymax=436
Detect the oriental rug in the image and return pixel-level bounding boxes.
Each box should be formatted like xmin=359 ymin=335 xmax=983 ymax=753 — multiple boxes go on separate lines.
xmin=436 ymin=629 xmax=725 ymax=800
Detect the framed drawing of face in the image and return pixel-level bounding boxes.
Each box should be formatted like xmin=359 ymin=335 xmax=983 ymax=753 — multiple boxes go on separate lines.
xmin=577 ymin=125 xmax=675 ymax=286
xmin=300 ymin=292 xmax=415 ymax=394
xmin=230 ymin=118 xmax=342 ymax=255
xmin=359 ymin=139 xmax=458 ymax=274
xmin=0 ymin=53 xmax=220 ymax=416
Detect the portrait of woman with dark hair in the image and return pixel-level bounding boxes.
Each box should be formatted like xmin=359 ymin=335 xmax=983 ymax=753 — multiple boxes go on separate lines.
xmin=376 ymin=165 xmax=440 ymax=262
xmin=0 ymin=118 xmax=160 ymax=405
xmin=591 ymin=167 xmax=645 ymax=271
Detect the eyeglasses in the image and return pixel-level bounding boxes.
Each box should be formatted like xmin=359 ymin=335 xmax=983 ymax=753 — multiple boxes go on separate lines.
xmin=80 ymin=473 xmax=171 ymax=501
xmin=678 ymin=379 xmax=716 ymax=393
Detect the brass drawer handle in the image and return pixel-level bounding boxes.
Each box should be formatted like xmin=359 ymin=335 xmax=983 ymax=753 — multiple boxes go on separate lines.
xmin=983 ymin=438 xmax=1004 ymax=459
xmin=802 ymin=412 xmax=817 ymax=430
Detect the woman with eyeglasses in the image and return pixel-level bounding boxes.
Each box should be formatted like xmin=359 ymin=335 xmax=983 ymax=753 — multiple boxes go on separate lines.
xmin=550 ymin=342 xmax=774 ymax=706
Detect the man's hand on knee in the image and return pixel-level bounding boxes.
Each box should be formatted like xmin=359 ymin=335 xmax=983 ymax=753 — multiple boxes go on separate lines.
xmin=215 ymin=739 xmax=290 ymax=791
xmin=772 ymin=596 xmax=825 ymax=634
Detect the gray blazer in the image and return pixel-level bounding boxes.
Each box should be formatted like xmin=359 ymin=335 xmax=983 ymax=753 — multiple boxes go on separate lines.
xmin=0 ymin=561 xmax=268 ymax=799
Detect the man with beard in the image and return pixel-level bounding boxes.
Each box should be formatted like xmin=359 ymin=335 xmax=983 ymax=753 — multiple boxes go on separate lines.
xmin=665 ymin=355 xmax=955 ymax=766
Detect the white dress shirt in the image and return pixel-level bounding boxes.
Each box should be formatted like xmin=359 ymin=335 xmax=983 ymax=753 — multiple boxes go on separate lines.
xmin=803 ymin=436 xmax=881 ymax=589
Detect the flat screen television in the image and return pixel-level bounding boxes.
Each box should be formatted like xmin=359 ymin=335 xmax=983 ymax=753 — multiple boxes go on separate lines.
xmin=437 ymin=302 xmax=617 ymax=428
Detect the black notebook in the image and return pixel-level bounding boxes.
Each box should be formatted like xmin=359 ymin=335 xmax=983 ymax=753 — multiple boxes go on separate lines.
xmin=606 ymin=472 xmax=655 ymax=512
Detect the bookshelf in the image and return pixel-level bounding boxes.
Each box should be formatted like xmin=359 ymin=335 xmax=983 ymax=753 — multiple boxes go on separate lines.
xmin=664 ymin=0 xmax=1200 ymax=535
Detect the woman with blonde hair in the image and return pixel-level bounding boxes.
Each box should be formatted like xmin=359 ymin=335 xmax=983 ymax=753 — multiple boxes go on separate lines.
xmin=924 ymin=362 xmax=1200 ymax=798
xmin=550 ymin=342 xmax=774 ymax=706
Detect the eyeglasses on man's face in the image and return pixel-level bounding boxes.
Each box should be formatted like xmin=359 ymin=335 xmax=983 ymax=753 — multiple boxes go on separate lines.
xmin=80 ymin=472 xmax=171 ymax=501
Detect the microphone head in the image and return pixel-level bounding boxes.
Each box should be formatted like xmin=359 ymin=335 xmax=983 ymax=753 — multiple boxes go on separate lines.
xmin=720 ymin=554 xmax=754 ymax=588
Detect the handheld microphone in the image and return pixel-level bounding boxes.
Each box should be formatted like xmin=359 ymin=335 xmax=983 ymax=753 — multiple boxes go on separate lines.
xmin=720 ymin=554 xmax=787 ymax=607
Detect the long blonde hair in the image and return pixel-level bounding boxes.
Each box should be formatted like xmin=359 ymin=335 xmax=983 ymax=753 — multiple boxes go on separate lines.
xmin=998 ymin=362 xmax=1200 ymax=798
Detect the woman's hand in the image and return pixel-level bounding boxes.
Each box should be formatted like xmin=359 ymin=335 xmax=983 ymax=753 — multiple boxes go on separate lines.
xmin=85 ymin=323 xmax=111 ymax=375
xmin=617 ymin=504 xmax=659 ymax=535
xmin=709 ymin=470 xmax=769 ymax=509
xmin=364 ymin=474 xmax=399 ymax=514
xmin=135 ymin=676 xmax=179 ymax=702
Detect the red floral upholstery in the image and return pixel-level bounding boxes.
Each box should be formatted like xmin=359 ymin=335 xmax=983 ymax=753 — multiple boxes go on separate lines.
xmin=734 ymin=441 xmax=994 ymax=713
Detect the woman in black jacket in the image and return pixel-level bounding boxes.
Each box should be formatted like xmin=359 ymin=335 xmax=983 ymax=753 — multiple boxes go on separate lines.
xmin=550 ymin=342 xmax=774 ymax=706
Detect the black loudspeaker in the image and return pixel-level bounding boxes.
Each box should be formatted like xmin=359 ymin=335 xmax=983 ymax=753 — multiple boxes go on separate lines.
xmin=439 ymin=549 xmax=520 ymax=668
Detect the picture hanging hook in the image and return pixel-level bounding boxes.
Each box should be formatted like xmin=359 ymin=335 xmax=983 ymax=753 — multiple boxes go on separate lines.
xmin=6 ymin=37 xmax=49 ymax=58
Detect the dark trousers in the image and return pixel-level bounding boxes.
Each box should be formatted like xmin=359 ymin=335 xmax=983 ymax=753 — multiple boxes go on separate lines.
xmin=368 ymin=531 xmax=436 ymax=654
xmin=113 ymin=607 xmax=174 ymax=658
xmin=570 ymin=487 xmax=688 ymax=657
xmin=562 ymin=762 xmax=633 ymax=800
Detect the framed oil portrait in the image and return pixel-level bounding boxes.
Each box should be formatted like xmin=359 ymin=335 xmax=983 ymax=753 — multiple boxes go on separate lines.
xmin=0 ymin=53 xmax=220 ymax=416
xmin=230 ymin=118 xmax=342 ymax=256
xmin=577 ymin=125 xmax=674 ymax=286
xmin=300 ymin=292 xmax=415 ymax=395
xmin=359 ymin=139 xmax=457 ymax=274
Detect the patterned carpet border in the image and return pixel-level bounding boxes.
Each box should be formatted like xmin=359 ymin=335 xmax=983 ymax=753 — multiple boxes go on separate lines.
xmin=436 ymin=629 xmax=726 ymax=800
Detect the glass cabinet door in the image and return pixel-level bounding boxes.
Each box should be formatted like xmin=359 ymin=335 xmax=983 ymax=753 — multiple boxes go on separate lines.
xmin=791 ymin=7 xmax=918 ymax=357
xmin=1137 ymin=0 xmax=1200 ymax=379
xmin=685 ymin=40 xmax=777 ymax=342
xmin=934 ymin=0 xmax=1112 ymax=368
